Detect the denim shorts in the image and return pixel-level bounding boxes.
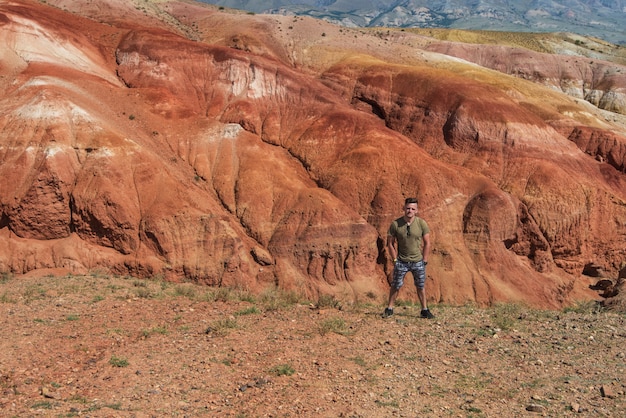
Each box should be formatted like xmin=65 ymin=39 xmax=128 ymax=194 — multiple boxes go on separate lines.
xmin=391 ymin=260 xmax=426 ymax=290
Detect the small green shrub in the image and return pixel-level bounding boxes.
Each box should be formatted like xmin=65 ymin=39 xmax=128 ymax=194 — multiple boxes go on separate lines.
xmin=235 ymin=306 xmax=260 ymax=316
xmin=0 ymin=271 xmax=12 ymax=283
xmin=491 ymin=303 xmax=525 ymax=331
xmin=108 ymin=328 xmax=128 ymax=336
xmin=319 ymin=317 xmax=351 ymax=336
xmin=68 ymin=394 xmax=89 ymax=404
xmin=133 ymin=287 xmax=153 ymax=299
xmin=350 ymin=356 xmax=367 ymax=367
xmin=235 ymin=289 xmax=256 ymax=303
xmin=563 ymin=300 xmax=604 ymax=314
xmin=141 ymin=326 xmax=168 ymax=338
xmin=212 ymin=287 xmax=234 ymax=302
xmin=173 ymin=284 xmax=196 ymax=299
xmin=109 ymin=355 xmax=129 ymax=368
xmin=23 ymin=284 xmax=46 ymax=302
xmin=31 ymin=400 xmax=53 ymax=409
xmin=208 ymin=317 xmax=238 ymax=336
xmin=260 ymin=287 xmax=301 ymax=311
xmin=270 ymin=364 xmax=295 ymax=376
xmin=0 ymin=292 xmax=15 ymax=304
xmin=104 ymin=402 xmax=122 ymax=410
xmin=317 ymin=294 xmax=341 ymax=309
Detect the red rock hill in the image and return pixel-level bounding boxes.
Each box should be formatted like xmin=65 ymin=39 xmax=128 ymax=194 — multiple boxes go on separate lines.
xmin=1 ymin=0 xmax=625 ymax=308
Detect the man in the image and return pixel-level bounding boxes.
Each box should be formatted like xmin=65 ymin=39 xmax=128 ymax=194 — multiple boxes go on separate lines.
xmin=384 ymin=197 xmax=434 ymax=319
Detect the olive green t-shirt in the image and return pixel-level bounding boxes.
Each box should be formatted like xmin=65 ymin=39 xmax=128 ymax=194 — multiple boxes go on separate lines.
xmin=388 ymin=217 xmax=430 ymax=262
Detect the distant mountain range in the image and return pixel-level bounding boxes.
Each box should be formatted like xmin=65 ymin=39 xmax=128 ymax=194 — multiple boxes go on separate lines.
xmin=200 ymin=0 xmax=626 ymax=45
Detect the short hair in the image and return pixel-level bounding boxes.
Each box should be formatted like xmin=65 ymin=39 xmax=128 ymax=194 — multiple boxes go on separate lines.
xmin=405 ymin=197 xmax=418 ymax=205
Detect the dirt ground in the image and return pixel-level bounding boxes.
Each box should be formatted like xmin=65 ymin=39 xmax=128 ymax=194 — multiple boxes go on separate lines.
xmin=1 ymin=272 xmax=625 ymax=417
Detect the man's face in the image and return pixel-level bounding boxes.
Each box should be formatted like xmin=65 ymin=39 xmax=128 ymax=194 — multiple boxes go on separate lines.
xmin=404 ymin=203 xmax=418 ymax=219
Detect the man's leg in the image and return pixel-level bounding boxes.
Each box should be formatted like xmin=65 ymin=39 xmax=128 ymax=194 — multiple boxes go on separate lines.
xmin=414 ymin=261 xmax=434 ymax=318
xmin=383 ymin=287 xmax=398 ymax=317
xmin=417 ymin=287 xmax=427 ymax=310
xmin=387 ymin=286 xmax=400 ymax=309
xmin=384 ymin=263 xmax=407 ymax=317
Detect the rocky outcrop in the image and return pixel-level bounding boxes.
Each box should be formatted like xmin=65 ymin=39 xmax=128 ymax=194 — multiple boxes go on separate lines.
xmin=568 ymin=126 xmax=626 ymax=172
xmin=425 ymin=42 xmax=626 ymax=115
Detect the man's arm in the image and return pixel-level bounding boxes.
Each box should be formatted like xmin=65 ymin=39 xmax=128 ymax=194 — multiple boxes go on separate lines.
xmin=422 ymin=232 xmax=431 ymax=263
xmin=387 ymin=234 xmax=397 ymax=262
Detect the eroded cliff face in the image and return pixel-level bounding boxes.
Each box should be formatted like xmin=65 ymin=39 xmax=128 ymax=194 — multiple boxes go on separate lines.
xmin=424 ymin=42 xmax=626 ymax=115
xmin=1 ymin=0 xmax=625 ymax=308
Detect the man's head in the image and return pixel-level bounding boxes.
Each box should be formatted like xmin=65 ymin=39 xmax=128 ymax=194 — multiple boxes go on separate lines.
xmin=403 ymin=197 xmax=418 ymax=219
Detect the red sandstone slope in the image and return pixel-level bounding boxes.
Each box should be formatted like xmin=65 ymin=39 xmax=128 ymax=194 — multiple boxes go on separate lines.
xmin=1 ymin=0 xmax=625 ymax=308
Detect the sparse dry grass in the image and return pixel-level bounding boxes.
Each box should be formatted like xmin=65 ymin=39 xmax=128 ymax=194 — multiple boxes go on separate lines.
xmin=0 ymin=273 xmax=624 ymax=416
xmin=405 ymin=27 xmax=626 ymax=67
xmin=408 ymin=27 xmax=552 ymax=53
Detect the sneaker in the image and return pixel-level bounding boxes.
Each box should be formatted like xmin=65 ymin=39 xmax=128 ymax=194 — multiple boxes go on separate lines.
xmin=382 ymin=307 xmax=394 ymax=318
xmin=421 ymin=309 xmax=434 ymax=319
